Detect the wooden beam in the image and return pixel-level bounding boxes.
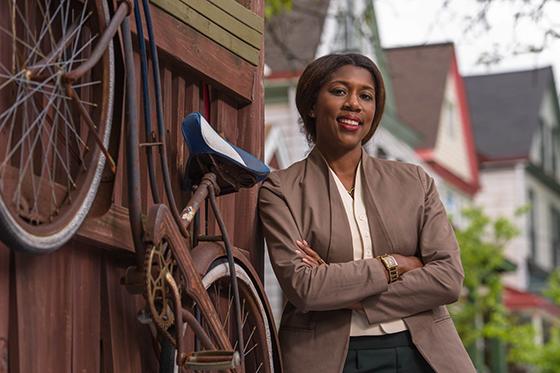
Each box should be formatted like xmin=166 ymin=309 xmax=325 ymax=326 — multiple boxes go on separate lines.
xmin=207 ymin=0 xmax=264 ymax=33
xmin=151 ymin=0 xmax=260 ymax=65
xmin=132 ymin=4 xmax=255 ymax=103
xmin=77 ymin=205 xmax=134 ymax=252
xmin=179 ymin=0 xmax=262 ymax=48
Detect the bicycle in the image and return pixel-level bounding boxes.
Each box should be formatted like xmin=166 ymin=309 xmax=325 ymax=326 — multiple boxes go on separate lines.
xmin=0 ymin=0 xmax=280 ymax=371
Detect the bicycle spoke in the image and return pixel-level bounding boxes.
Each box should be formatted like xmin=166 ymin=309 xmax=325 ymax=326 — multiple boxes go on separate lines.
xmin=0 ymin=25 xmax=50 ymax=64
xmin=0 ymin=69 xmax=25 ymax=91
xmin=63 ymin=33 xmax=97 ymax=71
xmin=0 ymin=74 xmax=97 ymax=108
xmin=68 ymin=1 xmax=92 ymax=72
xmin=244 ymin=339 xmax=258 ymax=356
xmin=13 ymin=77 xmax=68 ymax=213
xmin=0 ymin=74 xmax=58 ymax=135
xmin=60 ymin=96 xmax=88 ymax=165
xmin=244 ymin=326 xmax=257 ymax=354
xmin=27 ymin=0 xmax=65 ymax=69
xmin=31 ymin=98 xmax=60 ymax=218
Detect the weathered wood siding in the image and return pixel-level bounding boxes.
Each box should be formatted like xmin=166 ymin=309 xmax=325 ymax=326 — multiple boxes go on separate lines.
xmin=0 ymin=0 xmax=264 ymax=371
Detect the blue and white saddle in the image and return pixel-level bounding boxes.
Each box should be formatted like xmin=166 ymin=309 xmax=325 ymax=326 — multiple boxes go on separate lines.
xmin=181 ymin=112 xmax=270 ymax=196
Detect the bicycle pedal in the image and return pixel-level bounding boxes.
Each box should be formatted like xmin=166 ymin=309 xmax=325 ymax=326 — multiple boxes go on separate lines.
xmin=183 ymin=350 xmax=240 ymax=370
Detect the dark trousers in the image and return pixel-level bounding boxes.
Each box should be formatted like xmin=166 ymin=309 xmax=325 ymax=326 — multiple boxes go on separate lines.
xmin=343 ymin=331 xmax=434 ymax=373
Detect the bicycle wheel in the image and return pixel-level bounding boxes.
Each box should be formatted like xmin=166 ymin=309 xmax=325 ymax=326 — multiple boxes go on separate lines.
xmin=0 ymin=0 xmax=114 ymax=253
xmin=160 ymin=259 xmax=278 ymax=373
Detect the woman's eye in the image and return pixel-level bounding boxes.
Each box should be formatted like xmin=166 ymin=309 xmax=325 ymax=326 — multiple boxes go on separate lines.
xmin=331 ymin=88 xmax=346 ymax=96
xmin=361 ymin=93 xmax=374 ymax=101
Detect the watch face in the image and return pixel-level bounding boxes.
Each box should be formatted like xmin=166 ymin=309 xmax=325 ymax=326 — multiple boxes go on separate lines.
xmin=384 ymin=256 xmax=398 ymax=268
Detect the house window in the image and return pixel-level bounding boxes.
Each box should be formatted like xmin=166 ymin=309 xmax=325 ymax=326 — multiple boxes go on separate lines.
xmin=528 ymin=189 xmax=537 ymax=259
xmin=444 ymin=99 xmax=455 ymax=139
xmin=539 ymin=118 xmax=553 ymax=174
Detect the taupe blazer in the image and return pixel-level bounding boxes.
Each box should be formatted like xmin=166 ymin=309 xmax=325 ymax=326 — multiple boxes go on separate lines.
xmin=258 ymin=148 xmax=476 ymax=373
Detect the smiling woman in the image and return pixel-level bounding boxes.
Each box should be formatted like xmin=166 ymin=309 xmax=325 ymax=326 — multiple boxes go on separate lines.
xmin=259 ymin=53 xmax=476 ymax=373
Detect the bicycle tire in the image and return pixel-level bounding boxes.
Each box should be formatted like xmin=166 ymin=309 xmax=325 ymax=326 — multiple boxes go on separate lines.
xmin=160 ymin=259 xmax=278 ymax=373
xmin=0 ymin=0 xmax=114 ymax=253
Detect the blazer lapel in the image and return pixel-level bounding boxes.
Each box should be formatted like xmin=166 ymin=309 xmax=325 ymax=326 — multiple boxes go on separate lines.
xmin=303 ymin=148 xmax=353 ymax=264
xmin=361 ymin=151 xmax=395 ymax=257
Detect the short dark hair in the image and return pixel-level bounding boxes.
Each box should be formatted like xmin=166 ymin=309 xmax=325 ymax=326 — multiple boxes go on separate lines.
xmin=295 ymin=53 xmax=386 ymax=144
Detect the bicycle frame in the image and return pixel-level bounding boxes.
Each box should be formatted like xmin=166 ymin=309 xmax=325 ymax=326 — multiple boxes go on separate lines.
xmin=39 ymin=0 xmax=253 ymax=369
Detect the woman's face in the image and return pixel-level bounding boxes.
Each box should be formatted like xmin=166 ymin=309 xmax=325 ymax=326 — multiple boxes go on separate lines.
xmin=312 ymin=65 xmax=376 ymax=154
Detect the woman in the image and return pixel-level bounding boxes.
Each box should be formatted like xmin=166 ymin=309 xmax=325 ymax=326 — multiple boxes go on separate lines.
xmin=258 ymin=54 xmax=475 ymax=373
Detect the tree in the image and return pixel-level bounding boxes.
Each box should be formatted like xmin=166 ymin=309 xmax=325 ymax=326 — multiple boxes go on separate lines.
xmin=508 ymin=268 xmax=560 ymax=373
xmin=265 ymin=0 xmax=292 ymax=17
xmin=441 ymin=0 xmax=560 ymax=64
xmin=451 ymin=207 xmax=521 ymax=371
xmin=452 ymin=207 xmax=560 ymax=372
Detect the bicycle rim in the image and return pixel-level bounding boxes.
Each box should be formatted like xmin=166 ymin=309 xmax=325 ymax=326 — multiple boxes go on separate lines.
xmin=0 ymin=0 xmax=114 ymax=253
xmin=159 ymin=260 xmax=276 ymax=373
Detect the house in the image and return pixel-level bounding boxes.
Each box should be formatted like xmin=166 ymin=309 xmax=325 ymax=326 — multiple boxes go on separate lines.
xmin=465 ymin=67 xmax=560 ymax=293
xmin=385 ymin=43 xmax=481 ymax=222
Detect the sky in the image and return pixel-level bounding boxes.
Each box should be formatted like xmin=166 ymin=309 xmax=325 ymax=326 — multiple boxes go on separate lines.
xmin=375 ymin=0 xmax=560 ymax=85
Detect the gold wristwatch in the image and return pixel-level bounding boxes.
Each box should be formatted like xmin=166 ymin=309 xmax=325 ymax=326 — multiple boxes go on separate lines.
xmin=379 ymin=254 xmax=399 ymax=283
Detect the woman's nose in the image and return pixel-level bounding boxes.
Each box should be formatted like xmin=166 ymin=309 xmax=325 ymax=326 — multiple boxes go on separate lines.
xmin=343 ymin=93 xmax=361 ymax=111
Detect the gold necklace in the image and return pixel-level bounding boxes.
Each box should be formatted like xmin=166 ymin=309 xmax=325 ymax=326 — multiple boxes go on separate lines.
xmin=347 ymin=186 xmax=355 ymax=197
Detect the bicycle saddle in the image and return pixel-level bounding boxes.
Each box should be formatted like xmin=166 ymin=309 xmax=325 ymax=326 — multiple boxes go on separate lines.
xmin=181 ymin=112 xmax=270 ymax=196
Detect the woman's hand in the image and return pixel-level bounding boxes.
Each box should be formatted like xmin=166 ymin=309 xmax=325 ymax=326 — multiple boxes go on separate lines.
xmin=296 ymin=240 xmax=364 ymax=311
xmin=295 ymin=240 xmax=325 ymax=267
xmin=391 ymin=254 xmax=423 ymax=276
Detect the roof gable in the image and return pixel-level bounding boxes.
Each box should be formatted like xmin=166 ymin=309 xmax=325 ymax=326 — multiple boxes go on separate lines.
xmin=264 ymin=0 xmax=330 ymax=73
xmin=465 ymin=67 xmax=554 ymax=161
xmin=385 ymin=43 xmax=454 ymax=149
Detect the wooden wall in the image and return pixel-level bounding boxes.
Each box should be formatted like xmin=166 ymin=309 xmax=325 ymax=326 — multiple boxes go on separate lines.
xmin=0 ymin=0 xmax=265 ymax=371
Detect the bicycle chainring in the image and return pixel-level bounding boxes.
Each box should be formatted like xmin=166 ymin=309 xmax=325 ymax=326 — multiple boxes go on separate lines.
xmin=144 ymin=240 xmax=182 ymax=344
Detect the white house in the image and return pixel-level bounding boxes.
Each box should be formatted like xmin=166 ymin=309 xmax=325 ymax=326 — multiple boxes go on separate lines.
xmin=465 ymin=67 xmax=560 ymax=294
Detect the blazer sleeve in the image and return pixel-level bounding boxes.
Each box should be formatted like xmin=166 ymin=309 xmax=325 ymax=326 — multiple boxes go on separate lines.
xmin=259 ymin=172 xmax=389 ymax=313
xmin=361 ymin=167 xmax=465 ymax=325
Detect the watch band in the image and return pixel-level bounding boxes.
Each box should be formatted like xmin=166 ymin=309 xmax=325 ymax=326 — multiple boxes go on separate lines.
xmin=379 ymin=254 xmax=399 ymax=283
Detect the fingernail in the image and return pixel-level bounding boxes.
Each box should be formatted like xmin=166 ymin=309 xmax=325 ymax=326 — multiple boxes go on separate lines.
xmin=295 ymin=250 xmax=301 ymax=254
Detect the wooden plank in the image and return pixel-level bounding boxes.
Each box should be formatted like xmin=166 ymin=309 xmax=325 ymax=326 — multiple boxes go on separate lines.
xmin=71 ymin=244 xmax=101 ymax=372
xmin=235 ymin=0 xmax=265 ymax=276
xmin=178 ymin=0 xmax=262 ymax=48
xmin=207 ymin=0 xmax=264 ymax=33
xmin=101 ymin=257 xmax=157 ymax=372
xmin=215 ymin=94 xmax=239 ymax=236
xmin=0 ymin=245 xmax=8 ymax=373
xmin=151 ymin=0 xmax=260 ymax=65
xmin=14 ymin=248 xmax=72 ymax=372
xmin=131 ymin=4 xmax=255 ymax=104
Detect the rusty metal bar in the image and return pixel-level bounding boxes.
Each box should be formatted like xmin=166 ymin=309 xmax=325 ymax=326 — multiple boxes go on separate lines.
xmin=66 ymin=84 xmax=116 ymax=173
xmin=181 ymin=308 xmax=216 ymax=352
xmin=63 ymin=2 xmax=130 ymax=82
xmin=27 ymin=22 xmax=78 ymax=81
xmin=179 ymin=174 xmax=217 ymax=230
xmin=208 ymin=185 xmax=245 ymax=365
xmin=197 ymin=235 xmax=223 ymax=242
xmin=121 ymin=14 xmax=144 ymax=268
